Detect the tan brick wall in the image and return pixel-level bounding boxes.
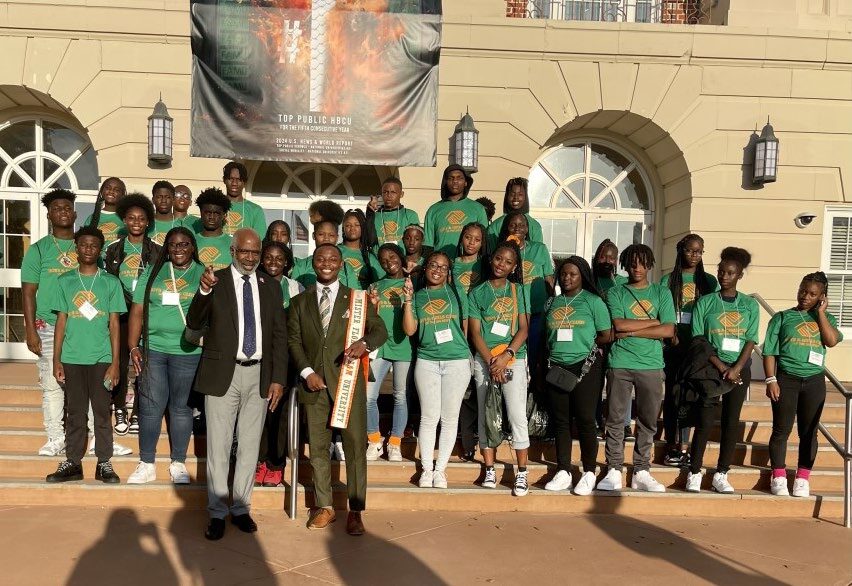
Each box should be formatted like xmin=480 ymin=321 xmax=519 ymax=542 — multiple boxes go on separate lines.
xmin=506 ymin=0 xmax=527 ymax=18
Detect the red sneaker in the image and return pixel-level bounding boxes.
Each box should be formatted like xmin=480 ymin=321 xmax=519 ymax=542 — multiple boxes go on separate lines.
xmin=254 ymin=462 xmax=268 ymax=486
xmin=263 ymin=468 xmax=283 ymax=487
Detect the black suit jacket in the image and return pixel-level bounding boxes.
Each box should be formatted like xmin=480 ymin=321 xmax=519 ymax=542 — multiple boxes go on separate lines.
xmin=186 ymin=267 xmax=288 ymax=397
xmin=288 ymin=284 xmax=387 ymax=406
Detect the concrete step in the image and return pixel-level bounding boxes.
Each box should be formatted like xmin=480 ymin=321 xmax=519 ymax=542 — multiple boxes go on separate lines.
xmin=0 ymin=406 xmax=170 ymax=431
xmin=0 ymin=454 xmax=208 ymax=482
xmin=0 ymin=478 xmax=843 ymax=518
xmin=0 ymin=429 xmax=207 ymax=457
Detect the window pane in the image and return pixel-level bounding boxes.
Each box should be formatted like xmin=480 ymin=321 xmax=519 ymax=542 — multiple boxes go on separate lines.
xmin=4 ymin=235 xmax=27 ymax=270
xmin=540 ymin=218 xmax=578 ymax=257
xmin=252 ymin=161 xmax=286 ymax=196
xmin=592 ymin=219 xmax=644 ymax=274
xmin=7 ymin=315 xmax=25 ymax=343
xmin=43 ymin=121 xmax=86 ymax=160
xmin=542 ymin=146 xmax=584 ymax=182
xmin=528 ymin=165 xmax=559 ymax=207
xmin=75 ymin=202 xmax=96 ymax=231
xmin=70 ymin=148 xmax=99 ymax=190
xmin=594 ymin=193 xmax=616 ymax=209
xmin=555 ymin=190 xmax=580 ymax=209
xmin=589 ymin=144 xmax=630 ymax=182
xmin=829 ymin=216 xmax=851 ymax=271
xmin=613 ymin=169 xmax=650 ymax=210
xmin=0 ymin=121 xmax=36 ymax=160
xmin=50 ymin=173 xmax=72 ymax=190
xmin=826 ymin=274 xmax=850 ymax=327
xmin=589 ymin=179 xmax=607 ymax=201
xmin=6 ymin=287 xmax=22 ymax=314
xmin=261 ymin=209 xmax=312 ymax=259
xmin=4 ymin=200 xmax=30 ymax=234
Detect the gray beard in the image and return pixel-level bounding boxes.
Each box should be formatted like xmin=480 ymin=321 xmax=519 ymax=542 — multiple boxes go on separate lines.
xmin=232 ymin=262 xmax=257 ymax=276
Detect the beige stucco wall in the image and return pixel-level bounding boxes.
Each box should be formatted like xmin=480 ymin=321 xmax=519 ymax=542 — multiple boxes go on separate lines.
xmin=0 ymin=0 xmax=851 ymax=375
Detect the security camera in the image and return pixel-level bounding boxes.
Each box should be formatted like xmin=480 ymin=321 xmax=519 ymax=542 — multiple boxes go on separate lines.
xmin=794 ymin=212 xmax=817 ymax=229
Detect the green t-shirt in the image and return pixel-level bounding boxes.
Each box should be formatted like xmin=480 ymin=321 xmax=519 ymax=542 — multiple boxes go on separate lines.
xmin=374 ymin=277 xmax=414 ymax=361
xmin=452 ymin=257 xmax=484 ymax=294
xmin=21 ymin=236 xmax=79 ymax=326
xmin=149 ymin=218 xmax=177 ymax=246
xmin=291 ymin=256 xmax=359 ymax=290
xmin=545 ymin=290 xmax=612 ymax=365
xmin=468 ymin=280 xmax=528 ymax=359
xmin=373 ymin=207 xmax=420 ymax=248
xmin=55 ymin=269 xmax=127 ymax=364
xmin=607 ymin=283 xmax=677 ymax=370
xmin=117 ymin=240 xmax=147 ymax=295
xmin=279 ymin=277 xmax=302 ymax=310
xmin=195 ymin=233 xmax=233 ymax=271
xmin=224 ymin=199 xmax=267 ymax=237
xmin=691 ymin=292 xmax=760 ymax=364
xmin=596 ymin=274 xmax=628 ymax=298
xmin=413 ymin=284 xmax=470 ymax=360
xmin=175 ymin=215 xmax=200 ymax=232
xmin=132 ymin=262 xmax=205 ymax=356
xmin=486 ymin=213 xmax=544 ymax=250
xmin=764 ymin=309 xmax=842 ymax=378
xmin=423 ymin=198 xmax=488 ymax=257
xmin=660 ymin=272 xmax=720 ymax=342
xmin=519 ymin=241 xmax=554 ymax=314
xmin=83 ymin=211 xmax=126 ymax=244
xmin=339 ymin=245 xmax=383 ymax=290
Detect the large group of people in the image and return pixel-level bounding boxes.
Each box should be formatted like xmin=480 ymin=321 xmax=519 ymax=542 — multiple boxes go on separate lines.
xmin=19 ymin=160 xmax=842 ymax=539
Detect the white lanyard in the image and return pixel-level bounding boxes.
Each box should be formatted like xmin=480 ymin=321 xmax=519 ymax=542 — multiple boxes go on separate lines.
xmin=555 ymin=290 xmax=583 ymax=329
xmin=718 ymin=292 xmax=741 ymax=338
xmin=77 ymin=268 xmax=100 ymax=295
xmin=167 ymin=262 xmax=191 ymax=324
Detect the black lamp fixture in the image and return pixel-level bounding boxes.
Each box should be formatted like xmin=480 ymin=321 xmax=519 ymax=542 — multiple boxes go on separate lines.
xmin=451 ymin=109 xmax=479 ymax=174
xmin=753 ymin=117 xmax=779 ymax=184
xmin=148 ymin=94 xmax=173 ymax=165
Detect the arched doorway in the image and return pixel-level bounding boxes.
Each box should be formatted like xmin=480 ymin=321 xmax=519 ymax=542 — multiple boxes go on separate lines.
xmin=0 ymin=116 xmax=99 ymax=359
xmin=248 ymin=161 xmax=385 ymax=258
xmin=527 ymin=139 xmax=654 ymax=264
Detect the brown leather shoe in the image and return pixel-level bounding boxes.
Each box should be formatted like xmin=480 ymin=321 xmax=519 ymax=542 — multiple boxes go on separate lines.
xmin=346 ymin=511 xmax=365 ymax=536
xmin=306 ymin=507 xmax=336 ymax=530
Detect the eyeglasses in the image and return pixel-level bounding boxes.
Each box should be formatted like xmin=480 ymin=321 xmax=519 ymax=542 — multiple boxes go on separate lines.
xmin=167 ymin=241 xmax=192 ymax=250
xmin=175 ymin=193 xmax=191 ymax=200
xmin=426 ymin=262 xmax=449 ymax=273
xmin=684 ymin=249 xmax=704 ymax=257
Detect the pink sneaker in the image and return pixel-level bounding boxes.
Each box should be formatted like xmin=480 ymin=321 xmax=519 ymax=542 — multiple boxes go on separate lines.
xmin=254 ymin=462 xmax=268 ymax=486
xmin=263 ymin=468 xmax=283 ymax=487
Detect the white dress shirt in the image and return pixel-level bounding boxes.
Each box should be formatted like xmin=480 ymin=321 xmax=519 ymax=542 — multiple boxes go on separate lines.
xmin=232 ymin=265 xmax=263 ymax=361
xmin=300 ymin=279 xmax=340 ymax=381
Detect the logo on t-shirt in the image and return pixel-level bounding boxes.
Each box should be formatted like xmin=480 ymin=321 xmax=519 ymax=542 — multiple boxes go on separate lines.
xmin=423 ymin=299 xmax=449 ymax=316
xmin=552 ymin=306 xmax=576 ymax=321
xmin=198 ymin=247 xmax=221 ymax=264
xmin=796 ymin=322 xmax=819 ymax=338
xmin=682 ymin=282 xmax=696 ymax=303
xmin=630 ymin=300 xmax=654 ymax=318
xmin=153 ymin=233 xmax=167 ymax=246
xmin=124 ymin=254 xmax=142 ymax=270
xmin=71 ymin=291 xmax=97 ymax=315
xmin=522 ymin=260 xmax=535 ymax=284
xmin=381 ymin=286 xmax=404 ymax=308
xmin=383 ymin=221 xmax=399 ymax=239
xmin=718 ymin=311 xmax=743 ymax=328
xmin=457 ymin=271 xmax=480 ymax=288
xmin=446 ymin=211 xmax=466 ymax=225
xmin=345 ymin=257 xmax=364 ymax=271
xmin=164 ymin=278 xmax=189 ymax=292
xmin=226 ymin=210 xmax=243 ymax=233
xmin=100 ymin=222 xmax=119 ymax=238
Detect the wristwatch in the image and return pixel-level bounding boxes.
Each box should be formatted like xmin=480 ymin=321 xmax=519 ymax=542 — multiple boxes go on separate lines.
xmin=505 ymin=347 xmax=516 ymax=358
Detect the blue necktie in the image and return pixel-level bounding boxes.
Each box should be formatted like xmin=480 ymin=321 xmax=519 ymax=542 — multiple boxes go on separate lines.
xmin=242 ymin=275 xmax=256 ymax=358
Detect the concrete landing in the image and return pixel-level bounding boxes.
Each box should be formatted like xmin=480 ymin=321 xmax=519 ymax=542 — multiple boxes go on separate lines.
xmin=0 ymin=506 xmax=850 ymax=585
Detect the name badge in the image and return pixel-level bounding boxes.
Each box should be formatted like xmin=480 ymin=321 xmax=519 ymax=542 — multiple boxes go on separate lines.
xmin=808 ymin=350 xmax=824 ymax=367
xmin=162 ymin=291 xmax=181 ymax=306
xmin=491 ymin=322 xmax=510 ymax=337
xmin=721 ymin=337 xmax=742 ymax=353
xmin=131 ymin=279 xmax=138 ymax=292
xmin=79 ymin=301 xmax=98 ymax=321
xmin=557 ymin=328 xmax=574 ymax=342
xmin=679 ymin=312 xmax=692 ymax=325
xmin=435 ymin=328 xmax=453 ymax=344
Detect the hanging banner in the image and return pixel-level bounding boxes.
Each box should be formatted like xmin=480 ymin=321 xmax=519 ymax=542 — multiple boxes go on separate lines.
xmin=190 ymin=0 xmax=442 ymax=166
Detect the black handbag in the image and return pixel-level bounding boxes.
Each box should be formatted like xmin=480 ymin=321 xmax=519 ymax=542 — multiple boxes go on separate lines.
xmin=545 ymin=344 xmax=599 ymax=393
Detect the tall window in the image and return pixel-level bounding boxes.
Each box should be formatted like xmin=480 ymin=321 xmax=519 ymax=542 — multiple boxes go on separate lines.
xmin=527 ymin=140 xmax=653 ymax=264
xmin=822 ymin=207 xmax=852 ymax=334
xmin=529 ymin=0 xmax=660 ymax=23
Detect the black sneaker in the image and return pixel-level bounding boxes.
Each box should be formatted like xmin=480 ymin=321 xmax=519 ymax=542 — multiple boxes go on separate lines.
xmin=46 ymin=460 xmax=83 ymax=483
xmin=114 ymin=409 xmax=129 ymax=436
xmin=623 ymin=425 xmax=634 ymax=441
xmin=663 ymin=447 xmax=684 ymax=467
xmin=128 ymin=413 xmax=139 ymax=434
xmin=95 ymin=461 xmax=121 ymax=483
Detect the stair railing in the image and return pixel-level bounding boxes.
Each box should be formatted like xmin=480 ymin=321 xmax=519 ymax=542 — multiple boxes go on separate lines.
xmin=286 ymin=386 xmax=300 ymax=520
xmin=750 ymin=293 xmax=852 ymax=528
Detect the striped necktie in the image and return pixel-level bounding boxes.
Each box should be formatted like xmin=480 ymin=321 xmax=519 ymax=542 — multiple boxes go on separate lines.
xmin=320 ymin=286 xmax=331 ymax=335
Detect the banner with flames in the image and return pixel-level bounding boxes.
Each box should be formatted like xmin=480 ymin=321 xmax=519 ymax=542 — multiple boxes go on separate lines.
xmin=190 ymin=1 xmax=442 ymax=166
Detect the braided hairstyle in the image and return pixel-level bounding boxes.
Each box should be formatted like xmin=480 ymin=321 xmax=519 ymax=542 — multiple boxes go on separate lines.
xmin=503 ymin=177 xmax=529 ymax=214
xmin=592 ymin=239 xmax=618 ymax=279
xmin=668 ymin=234 xmax=714 ymax=312
xmin=801 ymin=271 xmax=829 ymax=294
xmin=556 ymin=255 xmax=603 ymax=299
xmin=619 ymin=243 xmax=655 ymax=272
xmin=497 ymin=211 xmax=530 ymax=243
xmin=487 ymin=237 xmax=525 ymax=285
xmin=88 ymin=177 xmax=126 ymax=228
xmin=342 ymin=209 xmax=375 ymax=285
xmin=139 ymin=227 xmax=200 ymax=368
xmin=455 ymin=221 xmax=487 ymax=259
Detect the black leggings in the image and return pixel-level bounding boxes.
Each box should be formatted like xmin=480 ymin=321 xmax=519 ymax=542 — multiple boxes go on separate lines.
xmin=768 ymin=370 xmax=826 ymax=471
xmin=663 ymin=344 xmax=689 ymax=445
xmin=689 ymin=365 xmax=750 ymax=474
xmin=546 ymin=356 xmax=605 ymax=473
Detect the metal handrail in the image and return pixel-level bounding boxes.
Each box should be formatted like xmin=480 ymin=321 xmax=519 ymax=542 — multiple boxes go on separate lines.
xmin=750 ymin=293 xmax=852 ymax=528
xmin=286 ymin=386 xmax=300 ymax=520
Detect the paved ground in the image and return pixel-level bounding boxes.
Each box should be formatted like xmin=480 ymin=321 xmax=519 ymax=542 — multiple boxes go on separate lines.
xmin=0 ymin=506 xmax=850 ymax=585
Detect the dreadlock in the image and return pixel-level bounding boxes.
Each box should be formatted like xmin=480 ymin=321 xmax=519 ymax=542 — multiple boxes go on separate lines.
xmin=88 ymin=177 xmax=126 ymax=228
xmin=667 ymin=234 xmax=714 ymax=312
xmin=557 ymin=255 xmax=603 ymax=299
xmin=503 ymin=177 xmax=529 ymax=214
xmin=592 ymin=239 xmax=619 ymax=279
xmin=801 ymin=271 xmax=829 ymax=294
xmin=619 ymin=243 xmax=655 ymax=272
xmin=140 ymin=227 xmax=200 ymax=370
xmin=456 ymin=221 xmax=487 ymax=259
xmin=497 ymin=211 xmax=530 ymax=243
xmin=342 ymin=209 xmax=375 ymax=286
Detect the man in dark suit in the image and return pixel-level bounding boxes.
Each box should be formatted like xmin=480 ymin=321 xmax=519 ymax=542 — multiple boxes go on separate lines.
xmin=186 ymin=228 xmax=287 ymax=541
xmin=288 ymin=244 xmax=387 ymax=536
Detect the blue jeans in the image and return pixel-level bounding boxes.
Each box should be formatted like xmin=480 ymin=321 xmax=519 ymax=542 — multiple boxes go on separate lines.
xmin=139 ymin=350 xmax=200 ymax=463
xmin=366 ymin=357 xmax=411 ymax=439
xmin=414 ymin=358 xmax=471 ymax=472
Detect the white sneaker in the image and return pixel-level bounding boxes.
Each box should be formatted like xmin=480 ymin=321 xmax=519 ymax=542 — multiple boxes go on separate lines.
xmin=686 ymin=470 xmax=703 ymax=493
xmin=419 ymin=469 xmax=433 ymax=488
xmin=387 ymin=444 xmax=403 ymax=462
xmin=482 ymin=467 xmax=497 ymax=489
xmin=38 ymin=437 xmax=65 ymax=457
xmin=113 ymin=442 xmax=132 ymax=456
xmin=631 ymin=469 xmax=666 ymax=493
xmin=87 ymin=436 xmax=96 ymax=455
xmin=770 ymin=476 xmax=790 ymax=496
xmin=545 ymin=470 xmax=573 ymax=492
xmin=596 ymin=468 xmax=623 ymax=491
xmin=365 ymin=441 xmax=384 ymax=461
xmin=333 ymin=442 xmax=345 ymax=462
xmin=127 ymin=461 xmax=156 ymax=484
xmin=712 ymin=471 xmax=735 ymax=494
xmin=573 ymin=471 xmax=597 ymax=496
xmin=432 ymin=470 xmax=448 ymax=489
xmin=792 ymin=478 xmax=810 ymax=498
xmin=169 ymin=461 xmax=191 ymax=484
